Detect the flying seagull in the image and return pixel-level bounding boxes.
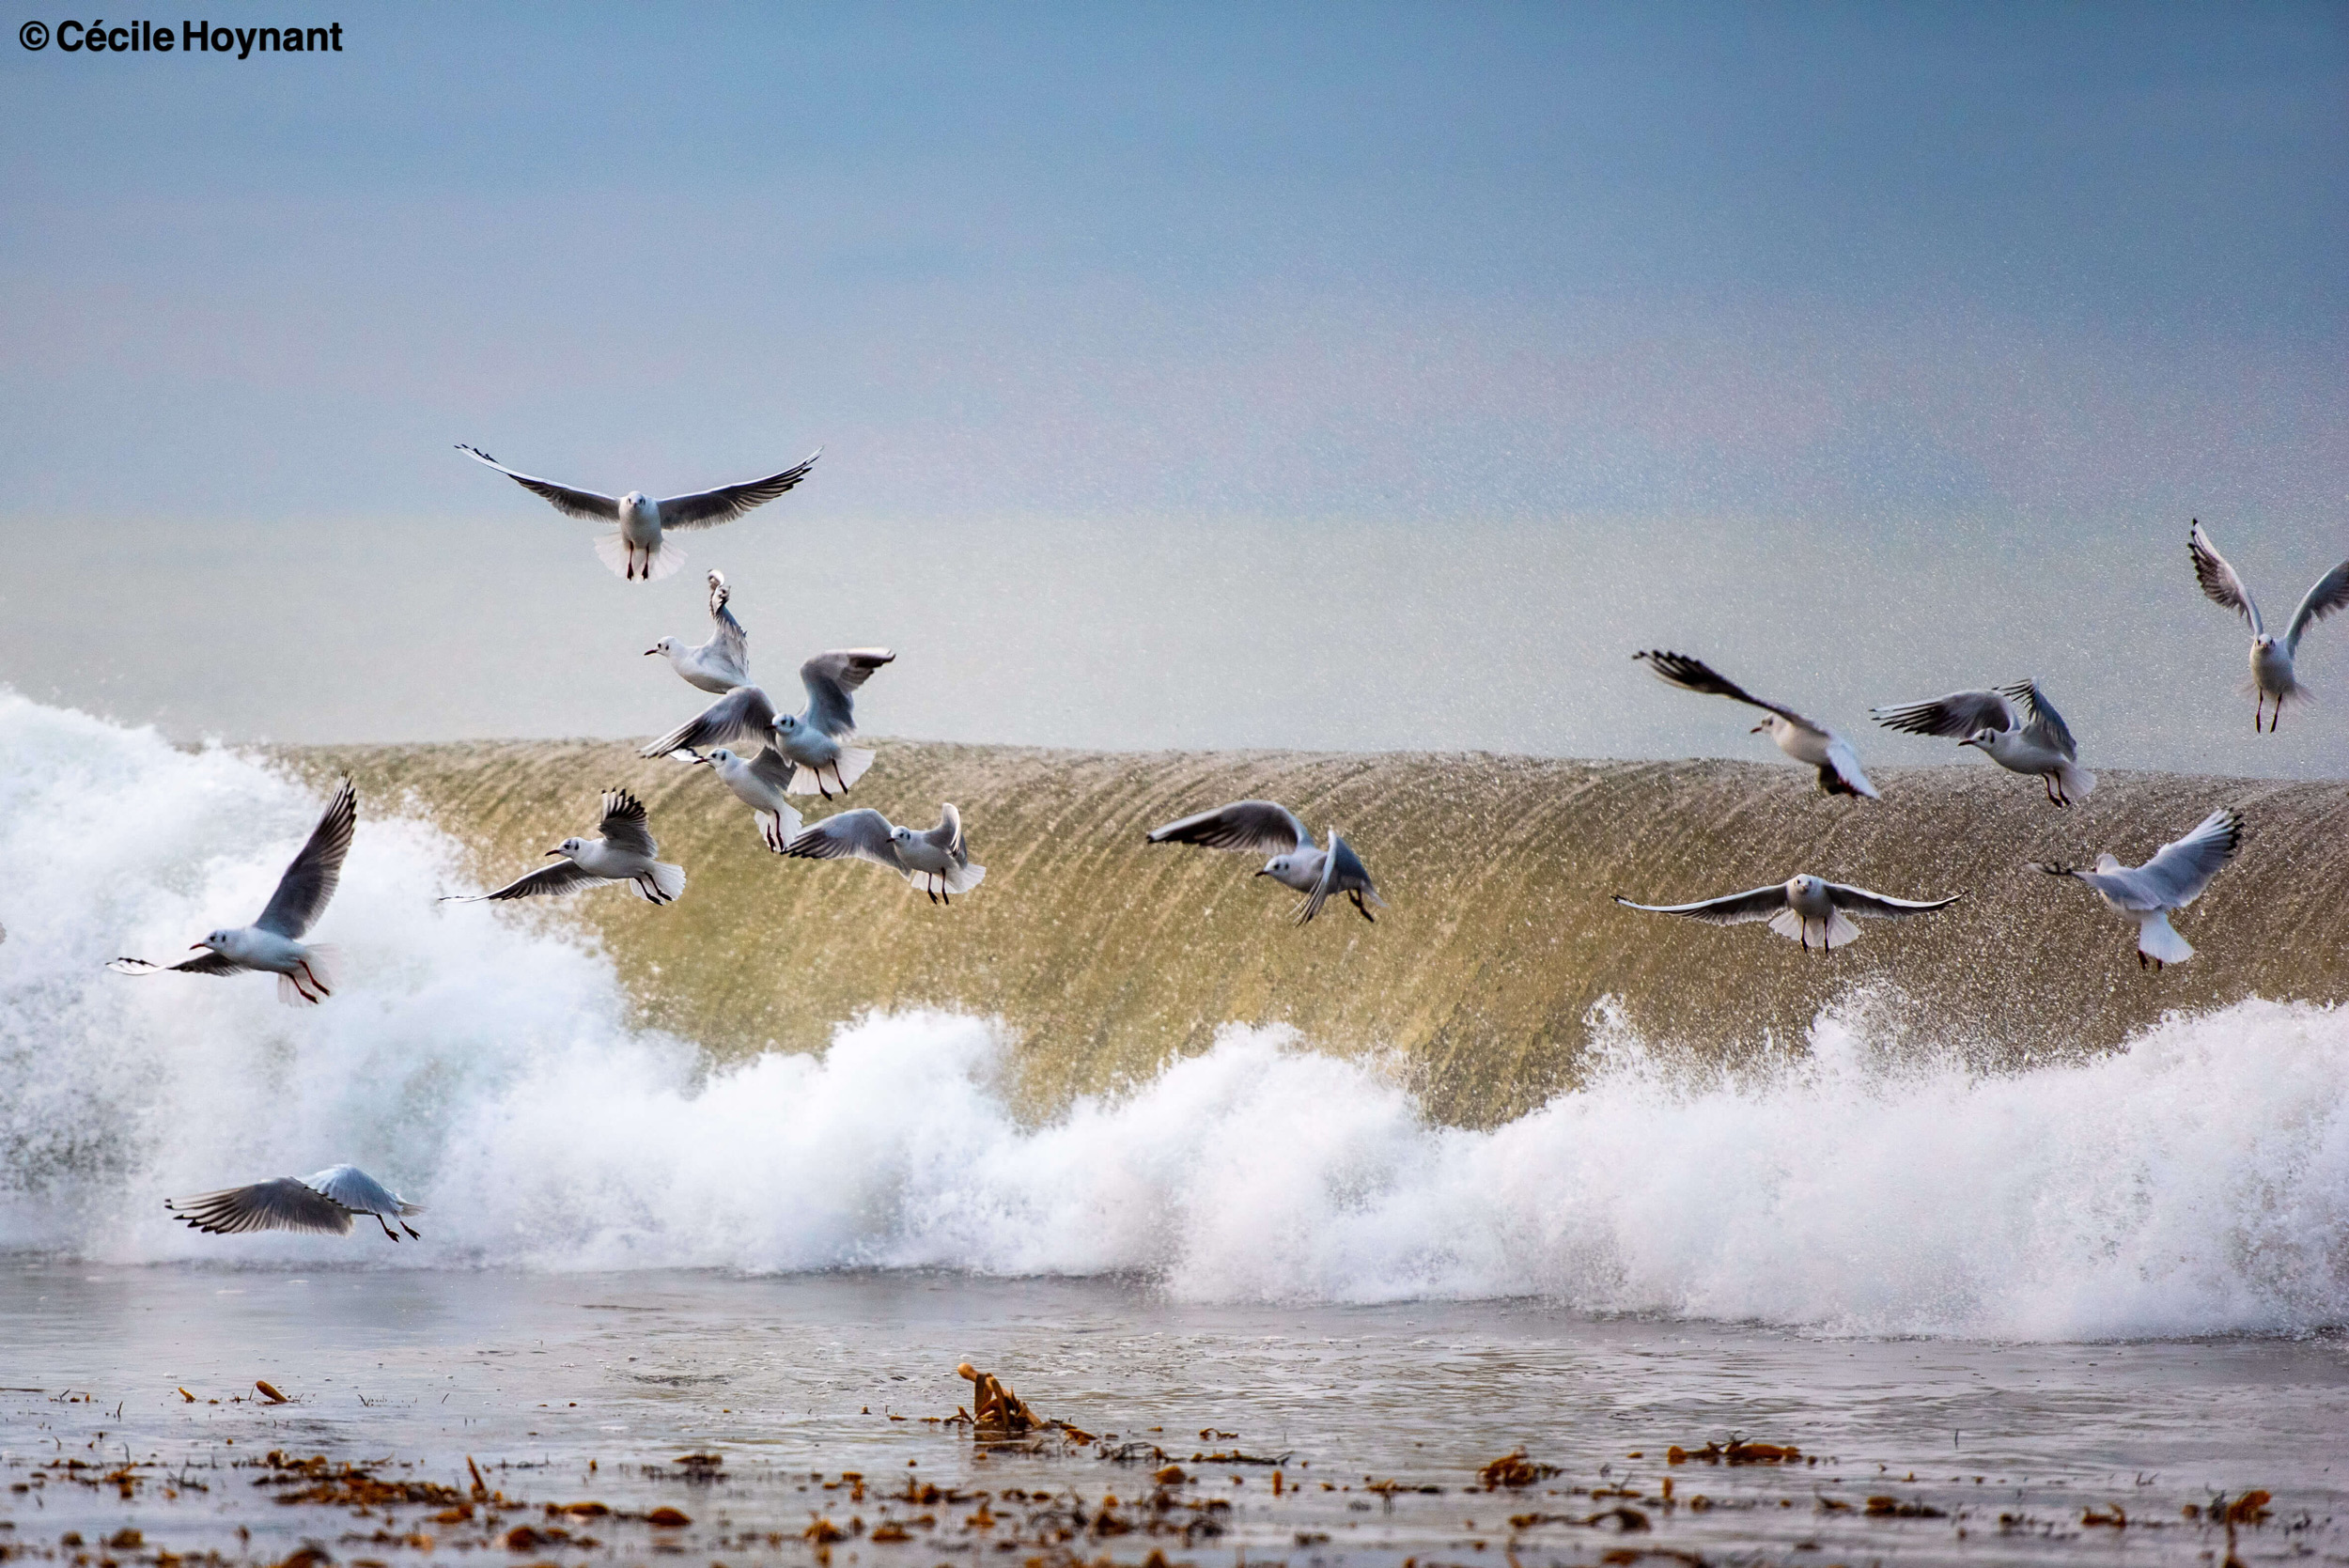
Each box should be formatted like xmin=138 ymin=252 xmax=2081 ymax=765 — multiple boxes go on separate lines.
xmin=641 ymin=648 xmax=894 ymax=797
xmin=786 ymin=804 xmax=985 ymax=903
xmin=1871 ymin=679 xmax=2095 ymax=804
xmin=166 ymin=1165 xmax=422 ymax=1242
xmin=646 ymin=569 xmax=752 ymax=693
xmin=109 ymin=779 xmax=357 ymax=1006
xmin=1143 ymin=800 xmax=1386 ymax=924
xmin=2187 ymin=520 xmax=2349 ymax=732
xmin=2034 ymin=805 xmax=2243 ymax=970
xmin=456 ymin=443 xmax=820 ymax=582
xmin=1633 ymin=650 xmax=1879 ymax=799
xmin=1613 ymin=876 xmax=1958 ymax=955
xmin=692 ymin=746 xmax=805 ymax=853
xmin=440 ymin=789 xmax=684 ymax=906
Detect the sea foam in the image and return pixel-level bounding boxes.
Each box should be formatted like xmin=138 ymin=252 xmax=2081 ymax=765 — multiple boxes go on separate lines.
xmin=2 ymin=691 xmax=2344 ymax=1338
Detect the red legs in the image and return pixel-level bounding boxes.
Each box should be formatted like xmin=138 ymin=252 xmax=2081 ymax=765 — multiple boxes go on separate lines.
xmin=401 ymin=1219 xmax=421 ymax=1239
xmin=374 ymin=1213 xmax=400 ymax=1241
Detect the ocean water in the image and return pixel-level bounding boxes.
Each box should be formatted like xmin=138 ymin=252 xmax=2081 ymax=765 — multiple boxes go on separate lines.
xmin=4 ymin=690 xmax=2347 ymax=1561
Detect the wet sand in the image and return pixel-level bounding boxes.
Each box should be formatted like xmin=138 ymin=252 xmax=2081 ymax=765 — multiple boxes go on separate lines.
xmin=3 ymin=1265 xmax=2341 ymax=1566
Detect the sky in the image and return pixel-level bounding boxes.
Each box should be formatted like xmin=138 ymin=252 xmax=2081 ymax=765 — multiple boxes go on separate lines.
xmin=2 ymin=2 xmax=2344 ymax=774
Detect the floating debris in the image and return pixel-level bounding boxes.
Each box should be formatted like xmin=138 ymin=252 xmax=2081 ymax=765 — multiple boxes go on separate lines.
xmin=254 ymin=1379 xmax=289 ymax=1405
xmin=950 ymin=1361 xmax=1096 ymax=1444
xmin=1863 ymin=1495 xmax=1945 ymax=1518
xmin=1478 ymin=1450 xmax=1562 ymax=1488
xmin=1667 ymin=1439 xmax=1802 ymax=1465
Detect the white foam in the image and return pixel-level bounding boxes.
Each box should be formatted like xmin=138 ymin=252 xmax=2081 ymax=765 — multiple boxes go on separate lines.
xmin=3 ymin=691 xmax=2345 ymax=1339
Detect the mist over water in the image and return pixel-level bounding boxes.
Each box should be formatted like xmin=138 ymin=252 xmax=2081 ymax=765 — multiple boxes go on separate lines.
xmin=4 ymin=688 xmax=2345 ymax=1338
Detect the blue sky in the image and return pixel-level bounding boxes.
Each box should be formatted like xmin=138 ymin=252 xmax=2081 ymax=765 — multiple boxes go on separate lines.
xmin=2 ymin=3 xmax=2343 ymax=770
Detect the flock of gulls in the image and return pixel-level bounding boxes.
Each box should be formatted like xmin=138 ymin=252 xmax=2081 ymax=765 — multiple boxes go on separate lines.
xmin=87 ymin=445 xmax=2345 ymax=1241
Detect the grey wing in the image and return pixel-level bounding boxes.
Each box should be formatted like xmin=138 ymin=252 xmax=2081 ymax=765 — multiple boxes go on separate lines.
xmin=1298 ymin=831 xmax=1382 ymax=924
xmin=166 ymin=1176 xmax=354 ymax=1236
xmin=446 ymin=860 xmax=611 ymax=902
xmin=597 ymin=790 xmax=658 ymax=859
xmin=303 ymin=1165 xmax=419 ymax=1217
xmin=642 ymin=684 xmax=780 ymax=758
xmin=707 ymin=570 xmax=750 ymax=674
xmin=254 ymin=778 xmax=357 ymax=939
xmin=2134 ymin=807 xmax=2245 ymax=908
xmin=1825 ymin=883 xmax=1963 ymax=919
xmin=1632 ymin=649 xmax=1803 ymax=722
xmin=1869 ymin=689 xmax=2015 ymax=738
xmin=2284 ymin=557 xmax=2349 ymax=654
xmin=745 ymin=745 xmax=799 ymax=792
xmin=920 ymin=802 xmax=969 ymax=866
xmin=785 ymin=808 xmax=906 ymax=871
xmin=456 ymin=445 xmax=620 ymax=521
xmin=1144 ymin=800 xmax=1311 ymax=855
xmin=108 ymin=951 xmax=253 ymax=977
xmin=2188 ymin=520 xmax=2262 ymax=634
xmin=657 ymin=449 xmax=821 ymax=530
xmin=1999 ymin=679 xmax=2078 ymax=758
xmin=799 ymin=648 xmax=895 ymax=737
xmin=1612 ymin=885 xmax=1789 ymax=925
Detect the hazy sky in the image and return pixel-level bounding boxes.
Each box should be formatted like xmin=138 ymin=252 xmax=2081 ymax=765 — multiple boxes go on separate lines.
xmin=3 ymin=3 xmax=2344 ymax=774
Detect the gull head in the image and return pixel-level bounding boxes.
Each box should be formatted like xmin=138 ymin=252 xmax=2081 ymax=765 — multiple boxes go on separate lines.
xmin=645 ymin=637 xmax=675 ymax=658
xmin=704 ymin=747 xmax=737 ymax=768
xmin=549 ymin=837 xmax=585 ymax=860
xmin=195 ymin=929 xmax=233 ymax=951
xmin=890 ymin=826 xmax=916 ymax=847
xmin=2253 ymin=631 xmax=2281 ymax=656
xmin=1256 ymin=855 xmax=1293 ymax=879
xmin=774 ymin=713 xmax=802 ymax=736
xmin=1960 ymin=726 xmax=2000 ymax=751
xmin=1786 ymin=875 xmax=1823 ymax=897
xmin=619 ymin=491 xmax=657 ymax=524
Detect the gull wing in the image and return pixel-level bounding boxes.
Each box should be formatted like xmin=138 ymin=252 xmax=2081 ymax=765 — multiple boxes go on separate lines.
xmin=1869 ymin=689 xmax=2015 ymax=739
xmin=745 ymin=745 xmax=799 ymax=793
xmin=920 ymin=802 xmax=969 ymax=866
xmin=1612 ymin=885 xmax=1789 ymax=925
xmin=799 ymin=648 xmax=895 ymax=737
xmin=108 ymin=951 xmax=253 ymax=978
xmin=785 ymin=808 xmax=907 ymax=872
xmin=456 ymin=445 xmax=620 ymax=521
xmin=2284 ymin=557 xmax=2349 ymax=655
xmin=1633 ymin=649 xmax=1809 ymax=725
xmin=2131 ymin=806 xmax=2245 ymax=908
xmin=303 ymin=1165 xmax=420 ymax=1218
xmin=658 ymin=449 xmax=821 ymax=530
xmin=1999 ymin=679 xmax=2078 ymax=759
xmin=1144 ymin=800 xmax=1311 ymax=856
xmin=2188 ymin=520 xmax=2263 ymax=636
xmin=706 ymin=570 xmax=750 ymax=676
xmin=642 ymin=684 xmax=781 ymax=758
xmin=1825 ymin=882 xmax=1962 ymax=920
xmin=597 ymin=789 xmax=658 ymax=859
xmin=1297 ymin=831 xmax=1383 ymax=924
xmin=443 ymin=860 xmax=611 ymax=903
xmin=254 ymin=779 xmax=357 ymax=939
xmin=166 ymin=1176 xmax=354 ymax=1236
xmin=1820 ymin=733 xmax=1881 ymax=800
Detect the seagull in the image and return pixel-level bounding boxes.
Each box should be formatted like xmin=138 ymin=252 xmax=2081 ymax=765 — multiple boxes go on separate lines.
xmin=166 ymin=1165 xmax=422 ymax=1242
xmin=440 ymin=790 xmax=684 ymax=906
xmin=692 ymin=747 xmax=805 ymax=853
xmin=1613 ymin=876 xmax=1959 ymax=955
xmin=1633 ymin=650 xmax=1878 ymax=799
xmin=1143 ymin=800 xmax=1386 ymax=924
xmin=456 ymin=443 xmax=820 ymax=582
xmin=109 ymin=780 xmax=356 ymax=1006
xmin=1871 ymin=680 xmax=2095 ymax=804
xmin=646 ymin=569 xmax=751 ymax=693
xmin=2187 ymin=520 xmax=2349 ymax=731
xmin=786 ymin=804 xmax=985 ymax=903
xmin=2034 ymin=806 xmax=2243 ymax=970
xmin=640 ymin=649 xmax=895 ymax=797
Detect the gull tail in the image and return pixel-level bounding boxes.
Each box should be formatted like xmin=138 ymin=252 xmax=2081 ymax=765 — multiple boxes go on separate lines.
xmin=944 ymin=861 xmax=986 ymax=896
xmin=754 ymin=806 xmax=804 ymax=855
xmin=630 ymin=862 xmax=688 ymax=906
xmin=275 ymin=944 xmax=341 ymax=1007
xmin=791 ymin=747 xmax=876 ymax=796
xmin=594 ymin=531 xmax=689 ymax=582
xmin=2137 ymin=911 xmax=2193 ymax=967
xmin=1766 ymin=909 xmax=1863 ymax=951
xmin=2055 ymin=759 xmax=2096 ymax=803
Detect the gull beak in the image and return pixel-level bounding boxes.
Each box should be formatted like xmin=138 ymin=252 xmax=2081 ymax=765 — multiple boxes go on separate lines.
xmin=188 ymin=942 xmax=207 ymax=951
xmin=544 ymin=848 xmax=564 ymax=858
xmin=643 ymin=647 xmax=661 ymax=657
xmin=1252 ymin=868 xmax=1270 ymax=877
xmin=1749 ymin=721 xmax=1769 ymax=734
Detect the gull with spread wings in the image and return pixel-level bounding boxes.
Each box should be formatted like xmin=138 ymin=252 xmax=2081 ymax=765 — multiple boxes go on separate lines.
xmin=692 ymin=747 xmax=805 ymax=853
xmin=440 ymin=790 xmax=685 ymax=906
xmin=786 ymin=804 xmax=985 ymax=903
xmin=1613 ymin=876 xmax=1958 ymax=955
xmin=109 ymin=779 xmax=356 ymax=1006
xmin=2035 ymin=806 xmax=2243 ymax=970
xmin=1872 ymin=679 xmax=2095 ymax=804
xmin=1143 ymin=800 xmax=1386 ymax=924
xmin=167 ymin=1165 xmax=422 ymax=1242
xmin=457 ymin=443 xmax=819 ymax=582
xmin=1633 ymin=650 xmax=1879 ymax=799
xmin=641 ymin=648 xmax=895 ymax=797
xmin=2187 ymin=520 xmax=2349 ymax=732
xmin=646 ymin=569 xmax=752 ymax=693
